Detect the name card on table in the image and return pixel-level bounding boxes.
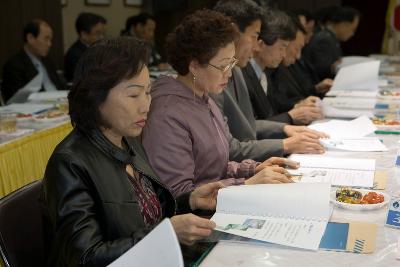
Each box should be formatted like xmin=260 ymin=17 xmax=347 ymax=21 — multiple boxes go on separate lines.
xmin=386 ymin=196 xmax=400 ymax=228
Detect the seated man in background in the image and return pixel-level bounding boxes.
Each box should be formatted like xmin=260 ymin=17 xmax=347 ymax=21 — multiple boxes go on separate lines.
xmin=122 ymin=12 xmax=169 ymax=70
xmin=303 ymin=6 xmax=360 ymax=79
xmin=294 ymin=9 xmax=315 ymax=43
xmin=213 ymin=0 xmax=326 ymax=158
xmin=2 ymin=19 xmax=65 ymax=103
xmin=242 ymin=9 xmax=323 ymax=125
xmin=64 ymin=12 xmax=106 ymax=82
xmin=267 ymin=14 xmax=333 ymax=114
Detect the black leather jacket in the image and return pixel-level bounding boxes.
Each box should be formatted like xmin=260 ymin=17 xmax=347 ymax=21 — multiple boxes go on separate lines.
xmin=40 ymin=128 xmax=191 ymax=267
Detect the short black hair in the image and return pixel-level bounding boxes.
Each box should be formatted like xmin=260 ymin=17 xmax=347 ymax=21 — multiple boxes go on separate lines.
xmin=259 ymin=9 xmax=296 ymax=46
xmin=315 ymin=6 xmax=339 ymax=25
xmin=293 ymin=9 xmax=315 ymax=22
xmin=68 ymin=37 xmax=149 ymax=131
xmin=287 ymin=11 xmax=307 ymax=34
xmin=23 ymin=19 xmax=49 ymax=42
xmin=121 ymin=13 xmax=155 ymax=36
xmin=328 ymin=6 xmax=360 ymax=23
xmin=214 ymin=0 xmax=264 ymax=32
xmin=75 ymin=12 xmax=106 ymax=35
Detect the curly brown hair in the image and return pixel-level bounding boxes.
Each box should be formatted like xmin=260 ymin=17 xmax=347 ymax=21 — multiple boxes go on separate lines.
xmin=166 ymin=9 xmax=239 ymax=75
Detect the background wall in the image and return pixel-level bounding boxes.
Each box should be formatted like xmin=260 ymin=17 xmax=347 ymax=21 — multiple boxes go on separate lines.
xmin=62 ymin=1 xmax=140 ymax=53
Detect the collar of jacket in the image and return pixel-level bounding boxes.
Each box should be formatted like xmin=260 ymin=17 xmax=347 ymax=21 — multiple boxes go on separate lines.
xmin=82 ymin=127 xmax=135 ymax=165
xmin=80 ymin=127 xmax=165 ymax=185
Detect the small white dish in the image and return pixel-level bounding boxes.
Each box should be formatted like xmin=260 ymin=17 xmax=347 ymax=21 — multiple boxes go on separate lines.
xmin=331 ymin=189 xmax=390 ymax=211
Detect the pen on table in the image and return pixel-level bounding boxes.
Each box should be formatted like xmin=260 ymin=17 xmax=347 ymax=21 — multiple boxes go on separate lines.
xmin=375 ymin=130 xmax=400 ymax=135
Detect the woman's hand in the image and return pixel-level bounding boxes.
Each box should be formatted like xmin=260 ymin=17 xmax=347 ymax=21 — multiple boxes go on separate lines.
xmin=189 ymin=181 xmax=225 ymax=211
xmin=255 ymin=157 xmax=299 ymax=173
xmin=171 ymin=214 xmax=216 ymax=245
xmin=246 ymin=166 xmax=293 ymax=185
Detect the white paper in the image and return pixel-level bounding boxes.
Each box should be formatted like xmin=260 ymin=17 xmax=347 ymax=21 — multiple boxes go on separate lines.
xmin=288 ymin=155 xmax=376 ymax=188
xmin=336 ymin=56 xmax=376 ymax=70
xmin=290 ymin=167 xmax=375 ymax=188
xmin=322 ymin=103 xmax=374 ymax=119
xmin=331 ymin=60 xmax=380 ymax=91
xmin=211 ymin=183 xmax=331 ymax=250
xmin=6 ymin=74 xmax=42 ymax=104
xmin=322 ymin=97 xmax=376 ymax=109
xmin=308 ymin=116 xmax=377 ymax=139
xmin=107 ymin=219 xmax=183 ymax=267
xmin=320 ymin=138 xmax=387 ymax=152
xmin=27 ymin=91 xmax=69 ymax=102
xmin=326 ymin=90 xmax=378 ymax=98
xmin=289 ymin=154 xmax=376 ymax=171
xmin=0 ymin=103 xmax=54 ymax=115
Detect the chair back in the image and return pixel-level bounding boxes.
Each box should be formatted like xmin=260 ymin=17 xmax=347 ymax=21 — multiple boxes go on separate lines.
xmin=0 ymin=180 xmax=44 ymax=267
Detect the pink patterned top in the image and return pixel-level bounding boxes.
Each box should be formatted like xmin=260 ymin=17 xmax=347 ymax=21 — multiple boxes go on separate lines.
xmin=127 ymin=171 xmax=162 ymax=226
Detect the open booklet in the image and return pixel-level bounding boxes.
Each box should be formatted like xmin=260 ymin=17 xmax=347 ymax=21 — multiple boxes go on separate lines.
xmin=289 ymin=154 xmax=376 ymax=188
xmin=210 ymin=183 xmax=331 ymax=250
xmin=107 ymin=219 xmax=183 ymax=267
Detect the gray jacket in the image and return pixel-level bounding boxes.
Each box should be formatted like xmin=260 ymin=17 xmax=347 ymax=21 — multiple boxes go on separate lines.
xmin=211 ymin=66 xmax=286 ymax=161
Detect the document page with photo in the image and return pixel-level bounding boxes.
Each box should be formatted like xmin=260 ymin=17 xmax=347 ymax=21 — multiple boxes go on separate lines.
xmin=210 ymin=183 xmax=331 ymax=250
xmin=288 ymin=155 xmax=376 ymax=188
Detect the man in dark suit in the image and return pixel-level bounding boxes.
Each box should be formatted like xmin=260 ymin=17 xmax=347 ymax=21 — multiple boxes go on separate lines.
xmin=303 ymin=6 xmax=360 ymax=80
xmin=2 ymin=19 xmax=65 ymax=103
xmin=268 ymin=15 xmax=333 ymax=114
xmin=122 ymin=13 xmax=169 ymax=70
xmin=64 ymin=13 xmax=106 ymax=83
xmin=242 ymin=9 xmax=323 ymax=125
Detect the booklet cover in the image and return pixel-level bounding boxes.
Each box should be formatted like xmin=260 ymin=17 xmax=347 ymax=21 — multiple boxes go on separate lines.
xmin=210 ymin=183 xmax=331 ymax=250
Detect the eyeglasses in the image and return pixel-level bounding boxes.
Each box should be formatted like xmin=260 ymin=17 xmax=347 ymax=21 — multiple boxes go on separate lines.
xmin=208 ymin=57 xmax=239 ymax=73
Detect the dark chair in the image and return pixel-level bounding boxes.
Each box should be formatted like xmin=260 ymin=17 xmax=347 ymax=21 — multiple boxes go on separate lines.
xmin=0 ymin=180 xmax=44 ymax=267
xmin=0 ymin=79 xmax=4 ymax=106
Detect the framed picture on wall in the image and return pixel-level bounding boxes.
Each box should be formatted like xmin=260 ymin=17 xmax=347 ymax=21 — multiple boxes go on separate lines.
xmin=124 ymin=0 xmax=142 ymax=6
xmin=85 ymin=0 xmax=111 ymax=6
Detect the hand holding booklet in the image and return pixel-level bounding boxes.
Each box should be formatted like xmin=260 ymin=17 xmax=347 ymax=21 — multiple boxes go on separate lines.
xmin=210 ymin=183 xmax=331 ymax=250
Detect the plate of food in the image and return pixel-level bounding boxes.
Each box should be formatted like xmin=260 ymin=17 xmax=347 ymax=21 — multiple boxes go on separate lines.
xmin=331 ymin=188 xmax=390 ymax=211
xmin=33 ymin=109 xmax=69 ymax=125
xmin=372 ymin=118 xmax=400 ymax=132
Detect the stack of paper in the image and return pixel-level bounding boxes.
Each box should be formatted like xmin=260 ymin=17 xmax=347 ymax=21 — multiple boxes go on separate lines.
xmin=289 ymin=154 xmax=376 ymax=188
xmin=331 ymin=61 xmax=381 ymax=91
xmin=211 ymin=183 xmax=331 ymax=250
xmin=309 ymin=116 xmax=376 ymax=139
xmin=0 ymin=103 xmax=54 ymax=115
xmin=322 ymin=97 xmax=377 ymax=110
xmin=308 ymin=116 xmax=387 ymax=151
xmin=322 ymin=103 xmax=374 ymax=119
xmin=336 ymin=56 xmax=376 ymax=70
xmin=27 ymin=91 xmax=69 ymax=103
xmin=107 ymin=219 xmax=183 ymax=267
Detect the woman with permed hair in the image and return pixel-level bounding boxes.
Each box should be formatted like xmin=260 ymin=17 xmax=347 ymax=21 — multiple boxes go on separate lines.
xmin=142 ymin=9 xmax=296 ymax=199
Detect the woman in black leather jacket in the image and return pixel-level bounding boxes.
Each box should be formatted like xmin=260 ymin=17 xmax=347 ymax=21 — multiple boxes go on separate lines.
xmin=40 ymin=37 xmax=224 ymax=267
